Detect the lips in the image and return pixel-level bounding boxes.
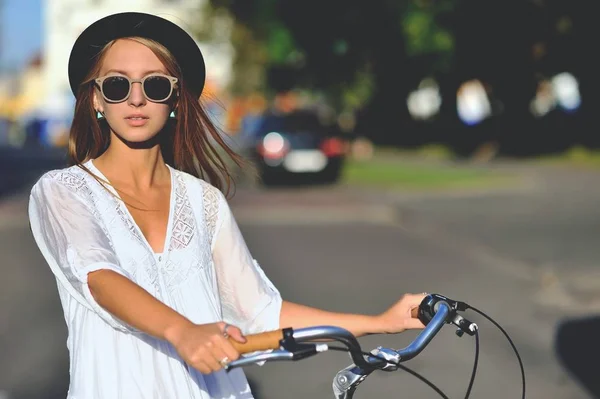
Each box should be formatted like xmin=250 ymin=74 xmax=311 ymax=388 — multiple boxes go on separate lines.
xmin=124 ymin=114 xmax=150 ymax=127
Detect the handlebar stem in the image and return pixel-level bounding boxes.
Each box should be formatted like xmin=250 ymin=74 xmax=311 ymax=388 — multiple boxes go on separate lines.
xmin=333 ymin=364 xmax=370 ymax=399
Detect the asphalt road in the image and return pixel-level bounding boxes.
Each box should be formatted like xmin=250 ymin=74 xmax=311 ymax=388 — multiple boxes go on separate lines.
xmin=0 ymin=149 xmax=597 ymax=399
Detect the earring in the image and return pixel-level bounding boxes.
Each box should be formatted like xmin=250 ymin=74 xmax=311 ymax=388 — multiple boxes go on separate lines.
xmin=96 ymin=111 xmax=104 ymax=120
xmin=169 ymin=110 xmax=176 ymax=119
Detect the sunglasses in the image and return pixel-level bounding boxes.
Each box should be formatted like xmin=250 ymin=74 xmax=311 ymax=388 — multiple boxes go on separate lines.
xmin=94 ymin=74 xmax=178 ymax=103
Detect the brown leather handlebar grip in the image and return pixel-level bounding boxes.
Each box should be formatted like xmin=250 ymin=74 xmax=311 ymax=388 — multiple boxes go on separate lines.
xmin=411 ymin=307 xmax=419 ymax=318
xmin=228 ymin=329 xmax=284 ymax=354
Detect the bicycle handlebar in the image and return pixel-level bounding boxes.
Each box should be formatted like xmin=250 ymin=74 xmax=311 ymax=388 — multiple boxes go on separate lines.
xmin=224 ymin=294 xmax=479 ymax=399
xmin=225 ymin=294 xmax=476 ymax=370
xmin=220 ymin=294 xmax=528 ymax=399
xmin=227 ymin=308 xmax=420 ymax=355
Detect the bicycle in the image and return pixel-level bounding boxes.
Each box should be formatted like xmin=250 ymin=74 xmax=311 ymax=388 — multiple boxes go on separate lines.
xmin=224 ymin=293 xmax=526 ymax=399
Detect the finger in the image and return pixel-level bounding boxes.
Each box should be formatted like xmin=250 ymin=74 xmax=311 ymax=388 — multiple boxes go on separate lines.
xmin=220 ymin=325 xmax=244 ymax=361
xmin=407 ymin=292 xmax=427 ymax=305
xmin=411 ymin=307 xmax=419 ymax=318
xmin=216 ymin=321 xmax=227 ymax=334
xmin=221 ymin=336 xmax=241 ymax=361
xmin=191 ymin=360 xmax=212 ymax=375
xmin=203 ymin=353 xmax=222 ymax=373
xmin=209 ymin=344 xmax=231 ymax=369
xmin=225 ymin=325 xmax=247 ymax=343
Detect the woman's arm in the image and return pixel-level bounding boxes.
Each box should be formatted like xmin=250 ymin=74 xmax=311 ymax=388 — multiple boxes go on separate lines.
xmin=279 ymin=294 xmax=426 ymax=338
xmin=87 ymin=265 xmax=247 ymax=375
xmin=87 ymin=269 xmax=192 ymax=342
xmin=280 ymin=300 xmax=382 ymax=337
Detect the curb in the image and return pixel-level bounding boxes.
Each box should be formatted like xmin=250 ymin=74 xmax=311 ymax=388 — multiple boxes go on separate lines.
xmin=232 ymin=204 xmax=399 ymax=225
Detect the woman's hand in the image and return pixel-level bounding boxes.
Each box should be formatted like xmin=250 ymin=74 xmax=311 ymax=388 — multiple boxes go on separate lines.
xmin=165 ymin=321 xmax=246 ymax=374
xmin=376 ymin=293 xmax=427 ymax=334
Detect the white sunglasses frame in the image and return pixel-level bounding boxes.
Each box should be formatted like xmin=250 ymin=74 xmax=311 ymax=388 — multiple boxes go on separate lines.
xmin=94 ymin=73 xmax=179 ymax=103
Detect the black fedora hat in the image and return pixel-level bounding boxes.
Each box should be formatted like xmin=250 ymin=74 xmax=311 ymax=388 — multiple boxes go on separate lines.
xmin=68 ymin=12 xmax=206 ymax=98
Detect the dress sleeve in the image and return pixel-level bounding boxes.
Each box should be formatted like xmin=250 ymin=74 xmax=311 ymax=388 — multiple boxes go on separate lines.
xmin=28 ymin=174 xmax=136 ymax=333
xmin=210 ymin=189 xmax=282 ymax=335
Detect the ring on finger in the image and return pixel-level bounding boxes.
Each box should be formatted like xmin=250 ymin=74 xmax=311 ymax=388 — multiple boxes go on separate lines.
xmin=220 ymin=356 xmax=230 ymax=367
xmin=223 ymin=323 xmax=231 ymax=339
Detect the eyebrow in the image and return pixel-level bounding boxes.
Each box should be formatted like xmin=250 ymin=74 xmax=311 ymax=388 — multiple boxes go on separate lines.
xmin=103 ymin=69 xmax=168 ymax=76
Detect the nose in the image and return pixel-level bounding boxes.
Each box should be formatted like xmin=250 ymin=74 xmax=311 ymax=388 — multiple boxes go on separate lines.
xmin=128 ymin=81 xmax=146 ymax=107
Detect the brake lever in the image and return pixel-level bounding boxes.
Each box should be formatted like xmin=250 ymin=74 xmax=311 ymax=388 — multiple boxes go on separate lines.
xmin=225 ymin=350 xmax=294 ymax=370
xmin=418 ymin=294 xmax=477 ymax=337
xmin=292 ymin=343 xmax=330 ymax=360
xmin=225 ymin=344 xmax=329 ymax=371
xmin=451 ymin=314 xmax=478 ymax=337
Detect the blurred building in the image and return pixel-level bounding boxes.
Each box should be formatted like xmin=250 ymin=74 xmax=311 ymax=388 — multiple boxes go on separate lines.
xmin=44 ymin=0 xmax=235 ymax=119
xmin=0 ymin=73 xmax=19 ymax=117
xmin=16 ymin=53 xmax=46 ymax=116
xmin=0 ymin=53 xmax=44 ymax=118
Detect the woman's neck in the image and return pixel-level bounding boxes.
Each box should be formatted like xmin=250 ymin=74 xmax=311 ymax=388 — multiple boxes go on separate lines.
xmin=94 ymin=143 xmax=169 ymax=191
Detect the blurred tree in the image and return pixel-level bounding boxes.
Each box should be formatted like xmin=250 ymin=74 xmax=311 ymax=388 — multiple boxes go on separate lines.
xmin=206 ymin=0 xmax=458 ymax=145
xmin=554 ymin=0 xmax=600 ymax=149
xmin=193 ymin=4 xmax=267 ymax=96
xmin=205 ymin=0 xmax=594 ymax=154
xmin=402 ymin=0 xmax=455 ymax=72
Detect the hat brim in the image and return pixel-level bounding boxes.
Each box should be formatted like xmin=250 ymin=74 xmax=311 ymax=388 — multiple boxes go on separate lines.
xmin=68 ymin=12 xmax=206 ymax=98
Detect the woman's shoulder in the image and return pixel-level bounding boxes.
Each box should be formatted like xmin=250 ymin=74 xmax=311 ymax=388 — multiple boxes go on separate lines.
xmin=30 ymin=163 xmax=94 ymax=199
xmin=173 ymin=167 xmax=225 ymax=200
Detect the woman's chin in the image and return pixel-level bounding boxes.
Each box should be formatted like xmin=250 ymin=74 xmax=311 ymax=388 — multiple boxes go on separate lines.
xmin=113 ymin=129 xmax=161 ymax=147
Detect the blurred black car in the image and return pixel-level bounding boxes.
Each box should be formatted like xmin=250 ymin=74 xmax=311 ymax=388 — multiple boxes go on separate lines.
xmin=242 ymin=109 xmax=347 ymax=186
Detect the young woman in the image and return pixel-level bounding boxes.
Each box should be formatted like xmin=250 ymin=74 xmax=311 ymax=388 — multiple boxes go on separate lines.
xmin=28 ymin=12 xmax=427 ymax=399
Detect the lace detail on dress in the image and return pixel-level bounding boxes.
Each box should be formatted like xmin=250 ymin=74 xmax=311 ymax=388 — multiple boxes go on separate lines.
xmin=203 ymin=184 xmax=220 ymax=245
xmin=47 ymin=168 xmax=115 ymax=251
xmin=163 ymin=174 xmax=215 ymax=294
xmin=169 ymin=171 xmax=195 ymax=251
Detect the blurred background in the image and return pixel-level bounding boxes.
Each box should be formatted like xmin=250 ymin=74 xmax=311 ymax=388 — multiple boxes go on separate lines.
xmin=1 ymin=0 xmax=600 ymax=398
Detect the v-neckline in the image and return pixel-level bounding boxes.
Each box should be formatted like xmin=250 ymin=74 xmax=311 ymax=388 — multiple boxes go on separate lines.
xmin=87 ymin=159 xmax=176 ymax=256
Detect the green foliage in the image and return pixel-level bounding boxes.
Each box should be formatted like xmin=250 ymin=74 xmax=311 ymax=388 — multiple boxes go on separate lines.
xmin=401 ymin=0 xmax=456 ymax=72
xmin=534 ymin=146 xmax=600 ymax=168
xmin=342 ymin=157 xmax=512 ymax=190
xmin=265 ymin=23 xmax=296 ymax=64
xmin=204 ymin=0 xmax=458 ymax=104
xmin=341 ymin=69 xmax=375 ymax=110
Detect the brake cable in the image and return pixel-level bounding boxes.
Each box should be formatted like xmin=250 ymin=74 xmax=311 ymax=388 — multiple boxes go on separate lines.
xmin=464 ymin=327 xmax=479 ymax=398
xmin=328 ymin=302 xmax=524 ymax=399
xmin=465 ymin=304 xmax=526 ymax=399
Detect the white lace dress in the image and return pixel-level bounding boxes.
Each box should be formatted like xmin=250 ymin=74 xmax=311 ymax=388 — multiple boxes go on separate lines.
xmin=28 ymin=160 xmax=282 ymax=399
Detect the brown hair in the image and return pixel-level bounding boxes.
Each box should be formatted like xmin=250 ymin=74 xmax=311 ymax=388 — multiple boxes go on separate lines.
xmin=68 ymin=36 xmax=247 ymax=197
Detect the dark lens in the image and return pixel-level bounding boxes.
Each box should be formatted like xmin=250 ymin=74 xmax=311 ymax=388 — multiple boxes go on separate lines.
xmin=144 ymin=76 xmax=172 ymax=101
xmin=102 ymin=76 xmax=130 ymax=102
